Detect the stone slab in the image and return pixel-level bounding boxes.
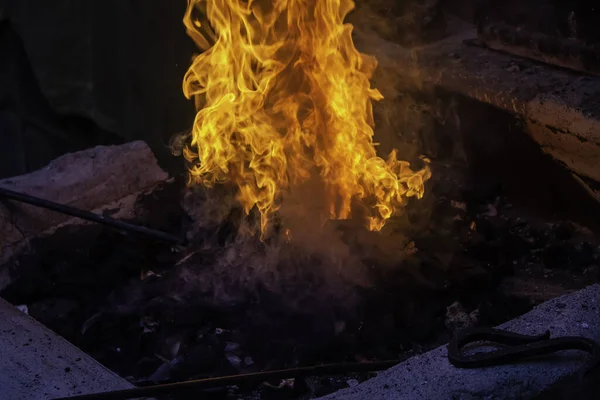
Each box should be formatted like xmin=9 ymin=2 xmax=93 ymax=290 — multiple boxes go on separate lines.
xmin=354 ymin=27 xmax=600 ymax=201
xmin=320 ymin=284 xmax=600 ymax=400
xmin=0 ymin=297 xmax=133 ymax=399
xmin=0 ymin=140 xmax=169 ymax=280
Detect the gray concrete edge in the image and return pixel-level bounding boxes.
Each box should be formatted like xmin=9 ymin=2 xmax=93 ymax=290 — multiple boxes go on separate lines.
xmin=0 ymin=297 xmax=135 ymax=399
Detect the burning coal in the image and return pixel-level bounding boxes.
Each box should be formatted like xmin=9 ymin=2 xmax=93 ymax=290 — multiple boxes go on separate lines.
xmin=180 ymin=0 xmax=431 ymax=237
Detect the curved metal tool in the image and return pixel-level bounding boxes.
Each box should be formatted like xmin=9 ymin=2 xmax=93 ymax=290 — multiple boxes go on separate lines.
xmin=448 ymin=327 xmax=600 ymax=375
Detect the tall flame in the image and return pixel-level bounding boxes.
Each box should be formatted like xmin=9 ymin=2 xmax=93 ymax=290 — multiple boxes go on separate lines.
xmin=182 ymin=0 xmax=431 ymax=234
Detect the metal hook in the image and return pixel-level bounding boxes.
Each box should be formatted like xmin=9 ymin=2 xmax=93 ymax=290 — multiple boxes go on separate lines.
xmin=447 ymin=327 xmax=600 ymax=375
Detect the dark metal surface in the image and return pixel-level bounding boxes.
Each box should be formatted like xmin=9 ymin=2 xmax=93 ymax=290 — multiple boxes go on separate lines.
xmin=0 ymin=186 xmax=184 ymax=245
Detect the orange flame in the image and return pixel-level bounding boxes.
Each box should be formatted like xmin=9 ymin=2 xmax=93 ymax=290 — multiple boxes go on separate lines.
xmin=182 ymin=0 xmax=431 ymax=234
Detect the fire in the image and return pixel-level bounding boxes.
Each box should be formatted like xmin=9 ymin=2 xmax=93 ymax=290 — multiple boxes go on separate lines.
xmin=182 ymin=0 xmax=431 ymax=235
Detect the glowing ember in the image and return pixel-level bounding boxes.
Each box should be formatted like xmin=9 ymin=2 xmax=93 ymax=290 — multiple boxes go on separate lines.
xmin=182 ymin=0 xmax=431 ymax=235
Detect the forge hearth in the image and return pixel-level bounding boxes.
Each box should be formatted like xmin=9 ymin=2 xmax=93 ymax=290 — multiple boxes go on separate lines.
xmin=1 ymin=134 xmax=599 ymax=398
xmin=2 ymin=1 xmax=600 ymax=399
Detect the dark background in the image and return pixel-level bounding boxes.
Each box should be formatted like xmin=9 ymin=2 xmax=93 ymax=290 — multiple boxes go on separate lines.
xmin=0 ymin=0 xmax=197 ymax=179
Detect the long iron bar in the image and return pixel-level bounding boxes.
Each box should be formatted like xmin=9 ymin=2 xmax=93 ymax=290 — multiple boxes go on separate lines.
xmin=0 ymin=186 xmax=183 ymax=244
xmin=52 ymin=360 xmax=401 ymax=400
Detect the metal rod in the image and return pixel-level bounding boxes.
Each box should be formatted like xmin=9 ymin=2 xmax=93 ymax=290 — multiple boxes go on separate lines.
xmin=53 ymin=360 xmax=400 ymax=400
xmin=0 ymin=186 xmax=183 ymax=245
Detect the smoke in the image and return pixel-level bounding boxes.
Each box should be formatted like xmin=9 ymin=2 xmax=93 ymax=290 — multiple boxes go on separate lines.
xmin=349 ymin=0 xmax=446 ymax=46
xmin=172 ymin=174 xmax=371 ymax=314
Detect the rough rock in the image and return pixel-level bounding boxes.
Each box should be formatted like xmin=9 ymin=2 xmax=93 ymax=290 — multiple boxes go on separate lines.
xmin=0 ymin=141 xmax=169 ymax=274
xmin=445 ymin=301 xmax=479 ymax=332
